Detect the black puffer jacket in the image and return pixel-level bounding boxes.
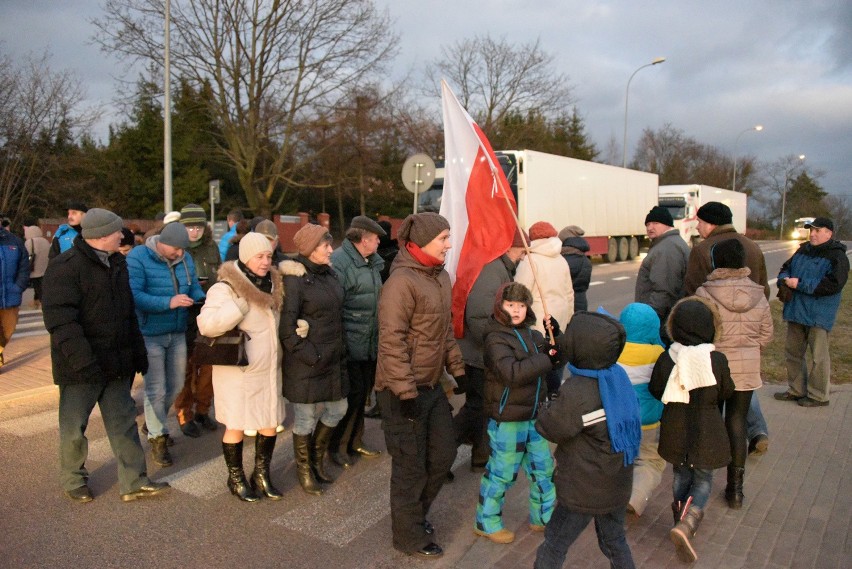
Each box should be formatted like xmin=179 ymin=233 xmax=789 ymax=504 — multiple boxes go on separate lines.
xmin=483 ymin=290 xmax=552 ymax=422
xmin=561 ymin=237 xmax=592 ymax=312
xmin=648 ymin=297 xmax=735 ymax=469
xmin=279 ymin=256 xmax=348 ymax=403
xmin=42 ymin=239 xmax=147 ymax=385
xmin=536 ymin=312 xmax=633 ymax=514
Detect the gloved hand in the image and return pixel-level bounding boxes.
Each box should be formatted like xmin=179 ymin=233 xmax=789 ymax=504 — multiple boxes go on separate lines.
xmin=543 ymin=315 xmax=561 ymax=338
xmin=400 ymin=398 xmax=419 ymax=422
xmin=545 ymin=344 xmax=563 ymax=367
xmin=295 ymin=319 xmax=310 ymax=338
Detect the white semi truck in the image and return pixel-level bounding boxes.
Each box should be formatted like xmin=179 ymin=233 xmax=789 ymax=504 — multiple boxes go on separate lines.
xmin=658 ymin=184 xmax=747 ymax=245
xmin=421 ymin=149 xmax=659 ymax=262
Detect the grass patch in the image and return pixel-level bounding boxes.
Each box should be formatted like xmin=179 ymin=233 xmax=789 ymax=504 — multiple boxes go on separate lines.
xmin=761 ymin=271 xmax=852 ymax=385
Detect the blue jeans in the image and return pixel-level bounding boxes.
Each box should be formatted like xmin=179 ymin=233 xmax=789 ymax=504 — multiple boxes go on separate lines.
xmin=291 ymin=399 xmax=348 ymax=435
xmin=535 ymin=503 xmax=635 ymax=569
xmin=747 ymin=395 xmax=768 ymax=440
xmin=672 ymin=465 xmax=714 ymax=510
xmin=142 ymin=332 xmax=187 ymax=438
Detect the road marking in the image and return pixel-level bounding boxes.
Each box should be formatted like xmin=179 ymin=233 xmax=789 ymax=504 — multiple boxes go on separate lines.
xmin=612 ymin=276 xmax=631 ymax=281
xmin=588 ymin=281 xmax=605 ymax=287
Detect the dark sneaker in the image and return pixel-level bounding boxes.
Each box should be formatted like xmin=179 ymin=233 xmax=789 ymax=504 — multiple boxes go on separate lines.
xmin=180 ymin=420 xmax=202 ymax=438
xmin=774 ymin=390 xmax=803 ymax=401
xmin=798 ymin=397 xmax=829 ymax=407
xmin=195 ymin=413 xmax=219 ymax=431
xmin=412 ymin=543 xmax=443 ymax=558
xmin=65 ymin=485 xmax=94 ymax=503
xmin=748 ymin=434 xmax=769 ymax=456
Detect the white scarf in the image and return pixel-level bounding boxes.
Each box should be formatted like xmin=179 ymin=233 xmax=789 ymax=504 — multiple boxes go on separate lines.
xmin=661 ymin=343 xmax=717 ymax=404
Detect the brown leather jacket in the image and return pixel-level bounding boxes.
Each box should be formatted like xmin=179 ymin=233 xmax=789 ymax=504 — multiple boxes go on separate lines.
xmin=375 ymin=246 xmax=465 ymax=399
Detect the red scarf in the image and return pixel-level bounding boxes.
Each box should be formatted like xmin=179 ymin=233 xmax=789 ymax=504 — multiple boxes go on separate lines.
xmin=406 ymin=241 xmax=443 ymax=267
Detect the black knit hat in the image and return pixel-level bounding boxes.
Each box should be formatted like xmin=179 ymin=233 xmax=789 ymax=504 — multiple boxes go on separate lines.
xmin=644 ymin=206 xmax=674 ymax=227
xmin=66 ymin=200 xmax=88 ymax=213
xmin=697 ymin=201 xmax=732 ymax=226
xmin=711 ymin=238 xmax=745 ymax=270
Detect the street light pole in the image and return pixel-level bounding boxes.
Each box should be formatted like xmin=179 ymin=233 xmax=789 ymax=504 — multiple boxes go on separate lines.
xmin=779 ymin=154 xmax=806 ymax=240
xmin=163 ymin=0 xmax=173 ymax=213
xmin=622 ymin=57 xmax=666 ymax=169
xmin=731 ymin=124 xmax=763 ymax=192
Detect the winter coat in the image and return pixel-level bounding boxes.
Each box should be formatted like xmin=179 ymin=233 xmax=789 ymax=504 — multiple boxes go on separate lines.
xmin=127 ymin=236 xmax=206 ymax=336
xmin=42 ymin=239 xmax=148 ymax=385
xmin=375 ymin=244 xmax=465 ymax=399
xmin=483 ymin=314 xmax=552 ymax=422
xmin=24 ymin=226 xmax=51 ymax=279
xmin=683 ymin=225 xmax=769 ymax=298
xmin=218 ymin=224 xmax=237 ymax=261
xmin=279 ymin=256 xmax=348 ymax=404
xmin=515 ymin=237 xmax=574 ymax=333
xmin=778 ymin=239 xmax=850 ymax=332
xmin=196 ymin=262 xmax=286 ymax=430
xmin=49 ymin=223 xmax=79 ymax=259
xmin=535 ymin=312 xmax=633 ymax=514
xmin=0 ymin=227 xmax=28 ymax=308
xmin=695 ymin=267 xmax=773 ymax=390
xmin=561 ymin=236 xmax=592 ymax=312
xmin=458 ymin=254 xmax=517 ymax=369
xmin=330 ymin=239 xmax=384 ymax=362
xmin=635 ymin=229 xmax=690 ymax=322
xmin=186 ymin=227 xmax=221 ymax=292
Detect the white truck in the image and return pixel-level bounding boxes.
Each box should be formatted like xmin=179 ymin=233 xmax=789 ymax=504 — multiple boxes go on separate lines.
xmin=658 ymin=184 xmax=747 ymax=245
xmin=422 ymin=149 xmax=659 ymax=262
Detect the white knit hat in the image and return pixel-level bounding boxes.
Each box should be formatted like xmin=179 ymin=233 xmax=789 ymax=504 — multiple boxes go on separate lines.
xmin=239 ymin=232 xmax=273 ymax=264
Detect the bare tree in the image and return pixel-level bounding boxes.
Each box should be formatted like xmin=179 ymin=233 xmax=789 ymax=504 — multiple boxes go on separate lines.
xmin=823 ymin=194 xmax=852 ymax=240
xmin=429 ymin=35 xmax=574 ymax=135
xmin=0 ymin=50 xmax=97 ymax=224
xmin=93 ymin=0 xmax=399 ymax=216
xmin=752 ymin=154 xmax=812 ymax=216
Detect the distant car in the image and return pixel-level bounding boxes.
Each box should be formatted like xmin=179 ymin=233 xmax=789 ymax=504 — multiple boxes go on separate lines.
xmin=791 ymin=217 xmax=815 ymax=240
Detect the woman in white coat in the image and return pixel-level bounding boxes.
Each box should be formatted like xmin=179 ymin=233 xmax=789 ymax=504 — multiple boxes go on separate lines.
xmin=197 ymin=233 xmax=287 ymax=502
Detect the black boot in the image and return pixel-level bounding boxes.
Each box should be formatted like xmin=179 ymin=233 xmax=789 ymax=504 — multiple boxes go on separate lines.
xmin=251 ymin=434 xmax=283 ymax=500
xmin=671 ymin=500 xmax=682 ymax=526
xmin=670 ymin=505 xmax=703 ymax=563
xmin=293 ymin=433 xmax=323 ymax=495
xmin=222 ymin=441 xmax=259 ymax=502
xmin=725 ymin=466 xmax=745 ymax=509
xmin=150 ymin=435 xmax=173 ymax=467
xmin=311 ymin=422 xmax=336 ymax=484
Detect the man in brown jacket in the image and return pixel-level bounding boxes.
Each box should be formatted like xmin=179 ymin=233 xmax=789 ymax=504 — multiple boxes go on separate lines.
xmin=375 ymin=212 xmax=466 ymax=559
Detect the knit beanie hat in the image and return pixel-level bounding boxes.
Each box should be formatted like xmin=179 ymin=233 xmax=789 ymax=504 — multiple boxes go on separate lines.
xmin=397 ymin=212 xmax=450 ymax=247
xmin=350 ymin=215 xmax=387 ymax=236
xmin=159 ymin=221 xmax=190 ymax=249
xmin=711 ymin=238 xmax=745 ymax=270
xmin=180 ymin=203 xmax=207 ymax=226
xmin=512 ymin=227 xmax=529 ymax=248
xmin=558 ymin=225 xmax=585 ymax=241
xmin=81 ymin=208 xmax=123 ymax=239
xmin=697 ymin=201 xmax=732 ymax=226
xmin=66 ymin=200 xmax=88 ymax=213
xmin=644 ymin=206 xmax=674 ymax=227
xmin=255 ymin=219 xmax=278 ymax=240
xmin=239 ymin=232 xmax=273 ymax=264
xmin=528 ymin=221 xmax=557 ymax=241
xmin=163 ymin=211 xmax=182 ymax=224
xmin=293 ymin=223 xmax=332 ymax=256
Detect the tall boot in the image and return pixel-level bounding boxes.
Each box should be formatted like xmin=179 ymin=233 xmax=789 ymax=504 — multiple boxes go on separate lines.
xmin=250 ymin=434 xmax=283 ymax=500
xmin=671 ymin=500 xmax=682 ymax=526
xmin=222 ymin=441 xmax=259 ymax=502
xmin=311 ymin=422 xmax=336 ymax=484
xmin=150 ymin=435 xmax=173 ymax=467
xmin=670 ymin=505 xmax=703 ymax=563
xmin=725 ymin=466 xmax=745 ymax=509
xmin=293 ymin=433 xmax=323 ymax=495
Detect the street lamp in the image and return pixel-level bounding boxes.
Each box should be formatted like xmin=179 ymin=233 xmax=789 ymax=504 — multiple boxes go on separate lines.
xmin=731 ymin=125 xmax=763 ymax=192
xmin=779 ymin=154 xmax=806 ymax=240
xmin=622 ymin=57 xmax=666 ymax=169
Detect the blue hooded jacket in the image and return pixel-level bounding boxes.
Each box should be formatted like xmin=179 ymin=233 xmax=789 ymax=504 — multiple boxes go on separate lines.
xmin=0 ymin=228 xmax=28 ymax=308
xmin=778 ymin=239 xmax=849 ymax=331
xmin=617 ymin=303 xmax=665 ymax=427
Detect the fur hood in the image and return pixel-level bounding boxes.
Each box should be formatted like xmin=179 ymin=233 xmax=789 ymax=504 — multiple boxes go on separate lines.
xmin=217 ymin=261 xmax=285 ymax=312
xmin=665 ymin=295 xmax=723 ymax=345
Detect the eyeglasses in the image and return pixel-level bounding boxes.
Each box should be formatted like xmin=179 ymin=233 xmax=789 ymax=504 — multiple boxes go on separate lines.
xmin=186 ymin=226 xmax=204 ymax=231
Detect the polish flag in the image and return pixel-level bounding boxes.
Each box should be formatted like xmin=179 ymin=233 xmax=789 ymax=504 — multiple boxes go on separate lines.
xmin=439 ymin=80 xmax=519 ymax=338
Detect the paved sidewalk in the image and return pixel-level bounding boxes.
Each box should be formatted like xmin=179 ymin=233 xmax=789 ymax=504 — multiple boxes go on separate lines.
xmin=1 ymin=324 xmax=850 ymax=568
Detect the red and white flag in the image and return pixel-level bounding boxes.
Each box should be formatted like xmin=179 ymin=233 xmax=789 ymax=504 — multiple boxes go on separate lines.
xmin=439 ymin=80 xmax=519 ymax=338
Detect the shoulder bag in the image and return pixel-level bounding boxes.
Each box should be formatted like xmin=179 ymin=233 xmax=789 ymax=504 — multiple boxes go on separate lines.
xmin=193 ymin=281 xmax=250 ymax=366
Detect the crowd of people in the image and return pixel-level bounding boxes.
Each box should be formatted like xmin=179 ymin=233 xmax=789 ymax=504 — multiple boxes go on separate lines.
xmin=15 ymin=198 xmax=847 ymax=566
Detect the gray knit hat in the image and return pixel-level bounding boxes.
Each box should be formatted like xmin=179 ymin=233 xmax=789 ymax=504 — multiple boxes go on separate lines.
xmin=159 ymin=221 xmax=190 ymax=249
xmin=81 ymin=208 xmax=123 ymax=239
xmin=397 ymin=212 xmax=450 ymax=247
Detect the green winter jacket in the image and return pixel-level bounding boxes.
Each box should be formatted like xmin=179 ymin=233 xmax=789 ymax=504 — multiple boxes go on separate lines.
xmin=330 ymin=239 xmax=384 ymax=362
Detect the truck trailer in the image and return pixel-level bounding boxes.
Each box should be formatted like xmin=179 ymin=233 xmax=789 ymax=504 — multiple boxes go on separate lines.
xmin=658 ymin=184 xmax=747 ymax=245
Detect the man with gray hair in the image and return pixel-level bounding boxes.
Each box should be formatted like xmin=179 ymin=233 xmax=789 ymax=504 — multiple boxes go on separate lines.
xmin=44 ymin=208 xmax=170 ymax=503
xmin=128 ymin=222 xmax=206 ymax=467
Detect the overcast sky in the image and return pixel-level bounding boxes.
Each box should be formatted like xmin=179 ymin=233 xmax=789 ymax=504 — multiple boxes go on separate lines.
xmin=2 ymin=0 xmax=851 ymax=200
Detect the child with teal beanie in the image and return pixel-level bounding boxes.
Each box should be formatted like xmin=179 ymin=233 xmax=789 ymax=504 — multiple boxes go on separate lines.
xmin=617 ymin=303 xmax=666 ymax=517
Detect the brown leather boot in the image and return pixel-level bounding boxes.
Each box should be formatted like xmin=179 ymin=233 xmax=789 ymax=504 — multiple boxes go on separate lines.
xmin=310 ymin=422 xmax=336 ymax=484
xmin=670 ymin=506 xmax=703 ymax=563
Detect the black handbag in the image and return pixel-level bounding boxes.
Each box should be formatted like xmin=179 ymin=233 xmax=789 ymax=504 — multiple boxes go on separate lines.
xmin=194 ymin=329 xmax=251 ymax=366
